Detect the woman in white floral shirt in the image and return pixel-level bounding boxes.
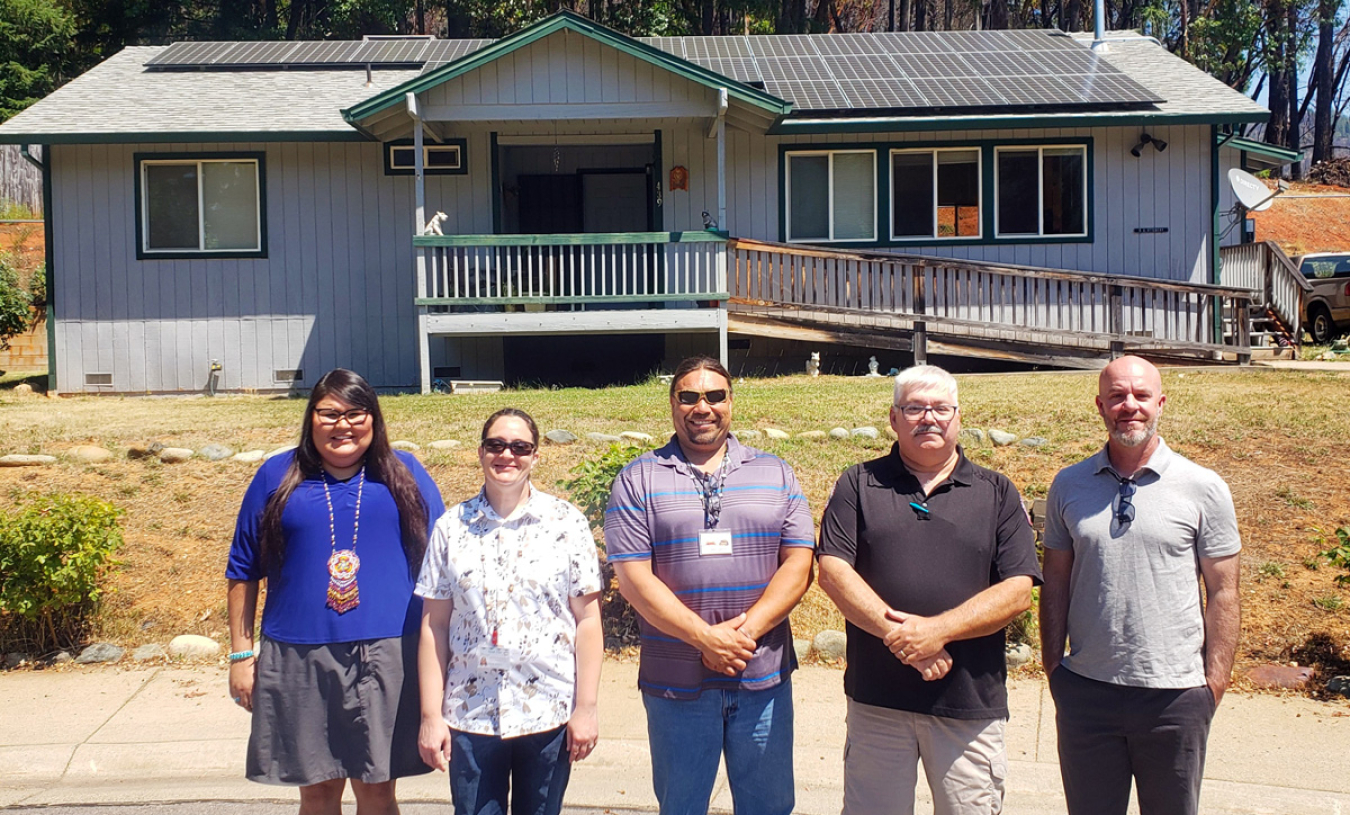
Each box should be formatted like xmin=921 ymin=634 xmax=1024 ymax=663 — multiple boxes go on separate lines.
xmin=416 ymin=407 xmax=603 ymax=815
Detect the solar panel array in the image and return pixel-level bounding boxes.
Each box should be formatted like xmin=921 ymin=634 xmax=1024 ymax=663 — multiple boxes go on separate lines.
xmin=144 ymin=28 xmax=1161 ymax=113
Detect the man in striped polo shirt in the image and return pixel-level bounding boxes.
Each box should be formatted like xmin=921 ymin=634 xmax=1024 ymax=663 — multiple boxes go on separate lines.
xmin=605 ymin=356 xmax=815 ymax=815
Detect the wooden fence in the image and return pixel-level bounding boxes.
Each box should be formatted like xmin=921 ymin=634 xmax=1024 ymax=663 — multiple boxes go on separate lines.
xmin=0 ymin=146 xmax=42 ymax=215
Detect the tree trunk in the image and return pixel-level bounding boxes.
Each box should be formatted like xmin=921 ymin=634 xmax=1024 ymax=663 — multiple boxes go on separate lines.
xmin=1063 ymin=0 xmax=1082 ymax=32
xmin=898 ymin=0 xmax=912 ymax=30
xmin=1312 ymin=0 xmax=1335 ymax=163
xmin=987 ymin=0 xmax=1008 ymax=29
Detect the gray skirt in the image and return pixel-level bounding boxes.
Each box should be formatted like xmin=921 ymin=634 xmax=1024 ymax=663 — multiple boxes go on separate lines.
xmin=246 ymin=635 xmax=430 ymax=786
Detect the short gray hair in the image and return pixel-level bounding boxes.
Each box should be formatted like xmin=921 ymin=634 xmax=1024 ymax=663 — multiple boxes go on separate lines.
xmin=893 ymin=364 xmax=959 ymax=406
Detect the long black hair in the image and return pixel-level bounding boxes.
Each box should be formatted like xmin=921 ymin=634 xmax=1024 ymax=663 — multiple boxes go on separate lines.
xmin=258 ymin=369 xmax=429 ymax=576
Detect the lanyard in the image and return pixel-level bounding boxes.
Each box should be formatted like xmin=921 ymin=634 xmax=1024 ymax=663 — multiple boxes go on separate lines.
xmin=688 ymin=453 xmax=730 ymax=529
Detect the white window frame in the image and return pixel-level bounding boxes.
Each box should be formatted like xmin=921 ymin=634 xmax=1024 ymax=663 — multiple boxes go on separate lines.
xmin=387 ymin=142 xmax=464 ymax=174
xmin=889 ymin=147 xmax=983 ymax=241
xmin=139 ymin=157 xmax=263 ymax=255
xmin=993 ymin=145 xmax=1088 ymax=239
xmin=785 ymin=149 xmax=877 ymax=243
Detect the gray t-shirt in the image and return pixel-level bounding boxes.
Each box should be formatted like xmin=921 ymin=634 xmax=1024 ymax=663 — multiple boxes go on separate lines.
xmin=1044 ymin=438 xmax=1240 ymax=689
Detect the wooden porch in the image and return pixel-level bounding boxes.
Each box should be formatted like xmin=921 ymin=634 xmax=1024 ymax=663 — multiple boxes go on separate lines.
xmin=412 ymin=232 xmax=1259 ymax=390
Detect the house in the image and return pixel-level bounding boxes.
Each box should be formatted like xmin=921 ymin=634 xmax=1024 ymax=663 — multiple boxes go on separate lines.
xmin=0 ymin=11 xmax=1294 ymax=393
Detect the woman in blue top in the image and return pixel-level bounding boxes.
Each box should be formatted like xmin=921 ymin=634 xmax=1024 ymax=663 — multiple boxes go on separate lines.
xmin=226 ymin=368 xmax=445 ymax=815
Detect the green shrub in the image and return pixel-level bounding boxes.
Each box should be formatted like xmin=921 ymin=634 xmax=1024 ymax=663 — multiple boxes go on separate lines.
xmin=559 ymin=443 xmax=648 ymax=538
xmin=1318 ymin=526 xmax=1350 ymax=586
xmin=0 ymin=253 xmax=32 ymax=350
xmin=0 ymin=493 xmax=124 ymax=653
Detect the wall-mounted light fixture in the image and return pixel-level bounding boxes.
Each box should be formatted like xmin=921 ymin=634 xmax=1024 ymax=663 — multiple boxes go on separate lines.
xmin=1130 ymin=133 xmax=1168 ymax=157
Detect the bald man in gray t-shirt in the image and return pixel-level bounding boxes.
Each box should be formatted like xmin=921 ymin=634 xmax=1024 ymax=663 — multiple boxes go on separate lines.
xmin=1040 ymin=356 xmax=1241 ymax=815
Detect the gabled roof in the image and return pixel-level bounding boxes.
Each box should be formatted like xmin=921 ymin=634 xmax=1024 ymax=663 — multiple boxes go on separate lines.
xmin=342 ymin=10 xmax=792 ymax=127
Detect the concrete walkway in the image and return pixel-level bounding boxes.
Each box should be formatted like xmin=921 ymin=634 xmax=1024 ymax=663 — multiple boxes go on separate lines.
xmin=2 ymin=661 xmax=1348 ymax=814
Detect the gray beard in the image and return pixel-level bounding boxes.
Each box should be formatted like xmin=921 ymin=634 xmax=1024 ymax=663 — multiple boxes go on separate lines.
xmin=1109 ymin=416 xmax=1158 ymax=447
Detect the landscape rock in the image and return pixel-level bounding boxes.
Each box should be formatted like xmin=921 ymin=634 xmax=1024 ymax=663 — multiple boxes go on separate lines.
xmin=586 ymin=433 xmax=622 ymax=444
xmin=851 ymin=426 xmax=880 ymax=439
xmin=0 ymin=454 xmax=56 ymax=466
xmin=13 ymin=383 xmax=33 ymax=396
xmin=1326 ymin=676 xmax=1350 ymax=698
xmin=126 ymin=445 xmax=156 ymax=460
xmin=1005 ymin=643 xmax=1033 ymax=668
xmin=75 ymin=643 xmax=124 ymax=664
xmin=198 ymin=444 xmax=234 ymax=461
xmin=390 ymin=440 xmax=421 ymax=451
xmin=988 ymin=429 xmax=1018 ymax=447
xmin=4 ymin=653 xmax=29 ymax=669
xmin=1246 ymin=664 xmax=1315 ymax=690
xmin=763 ymin=428 xmax=790 ymax=440
xmin=232 ymin=450 xmax=265 ymax=464
xmin=265 ymin=445 xmax=297 ymax=460
xmin=959 ymin=428 xmax=986 ymax=446
xmin=428 ymin=440 xmax=462 ymax=451
xmin=158 ymin=447 xmax=195 ymax=463
xmin=132 ymin=644 xmax=167 ymax=662
xmin=69 ymin=445 xmax=113 ymax=463
xmin=734 ymin=429 xmax=762 ymax=440
xmin=545 ymin=430 xmax=578 ymax=445
xmin=620 ymin=431 xmax=653 ymax=444
xmin=812 ymin=630 xmax=848 ymax=661
xmin=797 ymin=430 xmax=827 ymax=440
xmin=1019 ymin=437 xmax=1048 ymax=448
xmin=168 ymin=634 xmax=220 ymax=659
xmin=829 ymin=427 xmax=850 ymax=440
xmin=793 ymin=638 xmax=813 ymax=663
xmin=51 ymin=651 xmax=73 ymax=665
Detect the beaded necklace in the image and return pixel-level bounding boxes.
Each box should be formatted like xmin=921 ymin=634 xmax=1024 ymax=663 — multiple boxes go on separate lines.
xmin=322 ymin=466 xmax=365 ymax=615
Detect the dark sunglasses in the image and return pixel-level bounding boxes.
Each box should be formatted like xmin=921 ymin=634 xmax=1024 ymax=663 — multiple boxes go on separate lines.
xmin=481 ymin=438 xmax=537 ymax=456
xmin=1116 ymin=478 xmax=1137 ymax=525
xmin=676 ymin=389 xmax=729 ymax=406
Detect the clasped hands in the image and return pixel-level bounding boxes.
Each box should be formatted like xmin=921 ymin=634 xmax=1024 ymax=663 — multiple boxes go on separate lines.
xmin=697 ymin=612 xmax=757 ymax=676
xmin=882 ymin=609 xmax=953 ymax=682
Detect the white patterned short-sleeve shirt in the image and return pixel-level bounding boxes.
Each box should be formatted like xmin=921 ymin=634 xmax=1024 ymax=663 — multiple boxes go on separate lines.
xmin=415 ymin=487 xmax=603 ymax=738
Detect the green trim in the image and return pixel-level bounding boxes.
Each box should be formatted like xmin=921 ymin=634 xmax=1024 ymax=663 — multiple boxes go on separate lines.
xmin=1221 ymin=135 xmax=1302 ymax=166
xmin=771 ymin=111 xmax=1269 ymax=135
xmin=384 ymin=138 xmax=468 ymax=176
xmin=779 ymin=137 xmax=1094 ymax=248
xmin=133 ymin=151 xmax=269 ymax=260
xmin=0 ymin=131 xmax=366 ymax=145
xmin=41 ymin=146 xmax=54 ymax=390
xmin=415 ymin=231 xmax=725 ymax=247
xmin=490 ymin=132 xmax=501 ymax=234
xmin=343 ymin=10 xmax=790 ymax=125
xmin=416 ymin=292 xmax=729 ymax=306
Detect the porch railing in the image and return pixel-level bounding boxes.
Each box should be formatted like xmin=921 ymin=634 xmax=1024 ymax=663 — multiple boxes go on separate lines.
xmin=414 ymin=232 xmax=728 ymax=306
xmin=1219 ymin=240 xmax=1310 ymax=341
xmin=729 ymin=238 xmax=1255 ymax=358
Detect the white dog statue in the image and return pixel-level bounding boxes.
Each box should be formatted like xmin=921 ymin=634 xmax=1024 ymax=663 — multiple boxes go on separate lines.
xmin=423 ymin=211 xmax=448 ymax=235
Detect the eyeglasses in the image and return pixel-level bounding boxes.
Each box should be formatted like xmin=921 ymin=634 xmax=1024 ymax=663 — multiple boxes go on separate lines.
xmin=481 ymin=438 xmax=537 ymax=456
xmin=315 ymin=408 xmax=371 ymax=426
xmin=1116 ymin=478 xmax=1137 ymax=525
xmin=676 ymin=389 xmax=730 ymax=406
xmin=896 ymin=404 xmax=958 ymax=421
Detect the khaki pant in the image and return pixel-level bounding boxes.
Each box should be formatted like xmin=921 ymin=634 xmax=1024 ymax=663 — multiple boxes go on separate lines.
xmin=842 ymin=699 xmax=1007 ymax=815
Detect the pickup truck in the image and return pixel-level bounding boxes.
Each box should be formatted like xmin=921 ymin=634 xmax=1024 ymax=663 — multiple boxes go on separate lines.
xmin=1298 ymin=252 xmax=1350 ymax=344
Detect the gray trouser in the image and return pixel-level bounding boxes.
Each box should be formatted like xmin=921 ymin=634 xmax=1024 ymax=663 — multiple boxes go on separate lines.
xmin=1049 ymin=666 xmax=1216 ymax=815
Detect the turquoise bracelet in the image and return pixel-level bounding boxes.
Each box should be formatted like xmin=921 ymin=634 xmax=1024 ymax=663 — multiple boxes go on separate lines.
xmin=228 ymin=650 xmax=255 ymax=662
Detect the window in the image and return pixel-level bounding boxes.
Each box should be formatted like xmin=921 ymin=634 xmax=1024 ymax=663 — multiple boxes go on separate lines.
xmin=786 ymin=150 xmax=875 ymax=242
xmin=137 ymin=154 xmax=265 ymax=257
xmin=995 ymin=146 xmax=1087 ymax=238
xmin=385 ymin=139 xmax=467 ymax=175
xmin=891 ymin=148 xmax=980 ymax=240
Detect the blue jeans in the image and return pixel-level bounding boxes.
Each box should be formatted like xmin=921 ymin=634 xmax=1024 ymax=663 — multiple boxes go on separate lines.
xmin=449 ymin=726 xmax=571 ymax=815
xmin=642 ymin=678 xmax=795 ymax=815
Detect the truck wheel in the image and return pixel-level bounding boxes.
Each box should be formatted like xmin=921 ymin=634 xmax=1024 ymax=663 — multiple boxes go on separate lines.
xmin=1309 ymin=305 xmax=1335 ymax=344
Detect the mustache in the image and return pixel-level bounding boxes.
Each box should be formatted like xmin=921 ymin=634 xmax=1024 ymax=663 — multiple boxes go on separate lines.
xmin=913 ymin=424 xmax=942 ymax=435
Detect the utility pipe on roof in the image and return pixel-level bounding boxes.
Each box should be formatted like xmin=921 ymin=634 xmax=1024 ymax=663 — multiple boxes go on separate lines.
xmin=1090 ymin=0 xmax=1162 ymax=50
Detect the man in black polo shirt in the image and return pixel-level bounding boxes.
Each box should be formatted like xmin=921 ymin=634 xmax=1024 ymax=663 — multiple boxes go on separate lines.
xmin=818 ymin=364 xmax=1041 ymax=815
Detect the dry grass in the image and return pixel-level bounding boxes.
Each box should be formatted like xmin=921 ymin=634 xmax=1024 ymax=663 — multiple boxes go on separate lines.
xmin=2 ymin=368 xmax=1349 ymax=686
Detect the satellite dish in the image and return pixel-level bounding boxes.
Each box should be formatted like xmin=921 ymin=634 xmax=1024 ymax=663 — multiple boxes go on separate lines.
xmin=1228 ymin=168 xmax=1277 ymax=212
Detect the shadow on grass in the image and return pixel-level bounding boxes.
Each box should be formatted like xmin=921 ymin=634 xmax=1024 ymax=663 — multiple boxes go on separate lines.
xmin=0 ymin=370 xmax=46 ymax=392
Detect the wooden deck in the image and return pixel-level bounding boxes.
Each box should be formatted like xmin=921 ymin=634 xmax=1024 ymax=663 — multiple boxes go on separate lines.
xmin=727 ymin=238 xmax=1256 ymax=367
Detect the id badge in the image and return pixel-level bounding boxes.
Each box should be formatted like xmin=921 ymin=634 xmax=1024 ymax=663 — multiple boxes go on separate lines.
xmin=476 ymin=644 xmax=517 ymax=670
xmin=699 ymin=529 xmax=733 ymax=556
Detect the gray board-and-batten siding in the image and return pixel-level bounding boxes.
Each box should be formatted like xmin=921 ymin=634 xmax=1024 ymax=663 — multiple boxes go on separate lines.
xmin=49 ymin=123 xmax=1240 ymax=393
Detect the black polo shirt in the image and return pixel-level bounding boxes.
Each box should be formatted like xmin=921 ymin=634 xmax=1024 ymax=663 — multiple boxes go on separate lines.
xmin=818 ymin=444 xmax=1041 ymax=719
